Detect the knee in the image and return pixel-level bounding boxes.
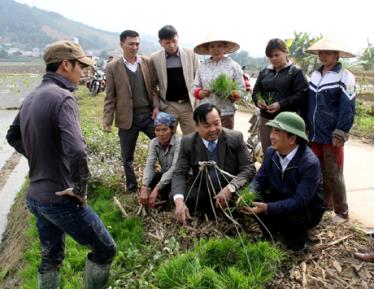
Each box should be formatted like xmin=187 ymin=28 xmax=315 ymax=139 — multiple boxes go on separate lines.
xmin=95 ymin=240 xmax=117 ymax=264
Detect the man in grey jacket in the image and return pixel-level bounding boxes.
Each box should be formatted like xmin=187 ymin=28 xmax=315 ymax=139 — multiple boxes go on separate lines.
xmin=171 ymin=103 xmax=256 ymax=224
xmin=151 ymin=25 xmax=199 ymax=135
xmin=7 ymin=41 xmax=116 ymax=289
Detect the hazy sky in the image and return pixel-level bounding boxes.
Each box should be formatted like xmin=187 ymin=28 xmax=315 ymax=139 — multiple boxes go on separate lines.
xmin=16 ymin=0 xmax=374 ymax=57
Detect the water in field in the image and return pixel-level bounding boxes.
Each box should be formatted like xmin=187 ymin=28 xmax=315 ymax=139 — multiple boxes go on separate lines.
xmin=0 ymin=74 xmax=42 ymax=109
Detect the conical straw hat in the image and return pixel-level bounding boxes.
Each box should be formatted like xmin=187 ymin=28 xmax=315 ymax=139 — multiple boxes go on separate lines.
xmin=306 ymin=36 xmax=355 ymax=58
xmin=194 ymin=31 xmax=240 ymax=55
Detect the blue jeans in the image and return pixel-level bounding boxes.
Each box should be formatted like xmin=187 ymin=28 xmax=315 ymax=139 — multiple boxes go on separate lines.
xmin=26 ymin=197 xmax=116 ymax=274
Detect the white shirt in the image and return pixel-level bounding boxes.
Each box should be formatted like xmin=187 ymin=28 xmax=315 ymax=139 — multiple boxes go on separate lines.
xmin=173 ymin=138 xmax=219 ymax=202
xmin=276 ymin=145 xmax=299 ymax=173
xmin=122 ymin=55 xmax=141 ymax=73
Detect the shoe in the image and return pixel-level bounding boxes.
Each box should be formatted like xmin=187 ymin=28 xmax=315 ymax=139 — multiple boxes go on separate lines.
xmin=38 ymin=270 xmax=60 ymax=289
xmin=124 ymin=184 xmax=137 ymax=194
xmin=332 ymin=214 xmax=348 ymax=224
xmin=84 ymin=258 xmax=111 ymax=289
xmin=354 ymin=251 xmax=374 ymax=263
xmin=287 ymin=243 xmax=308 ymax=252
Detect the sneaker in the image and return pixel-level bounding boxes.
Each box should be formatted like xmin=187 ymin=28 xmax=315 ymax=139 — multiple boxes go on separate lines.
xmin=332 ymin=214 xmax=348 ymax=224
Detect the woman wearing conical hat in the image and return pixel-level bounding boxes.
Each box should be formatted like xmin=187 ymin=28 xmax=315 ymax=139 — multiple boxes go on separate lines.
xmin=305 ymin=36 xmax=356 ymax=224
xmin=192 ymin=32 xmax=245 ymax=129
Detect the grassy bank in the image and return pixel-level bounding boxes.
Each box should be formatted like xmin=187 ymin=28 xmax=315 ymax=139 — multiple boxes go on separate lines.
xmin=3 ymin=88 xmax=284 ymax=288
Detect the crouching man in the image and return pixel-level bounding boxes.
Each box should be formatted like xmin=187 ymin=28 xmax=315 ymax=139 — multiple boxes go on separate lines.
xmin=171 ymin=103 xmax=256 ymax=224
xmin=242 ymin=112 xmax=325 ymax=251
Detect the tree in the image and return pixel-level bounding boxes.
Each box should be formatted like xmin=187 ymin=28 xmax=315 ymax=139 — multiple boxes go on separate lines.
xmin=359 ymin=40 xmax=374 ymax=71
xmin=285 ymin=32 xmax=322 ymax=74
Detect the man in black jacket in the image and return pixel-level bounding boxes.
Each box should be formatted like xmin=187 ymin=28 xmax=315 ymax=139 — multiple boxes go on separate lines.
xmin=6 ymin=41 xmax=116 ymax=289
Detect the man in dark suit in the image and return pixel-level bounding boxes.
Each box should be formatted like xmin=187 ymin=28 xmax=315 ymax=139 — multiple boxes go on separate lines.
xmin=171 ymin=103 xmax=256 ymax=224
xmin=103 ymin=30 xmax=159 ymax=193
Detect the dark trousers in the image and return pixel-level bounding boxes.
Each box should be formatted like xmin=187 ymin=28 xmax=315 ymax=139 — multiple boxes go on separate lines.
xmin=149 ymin=172 xmax=171 ymax=202
xmin=27 ymin=197 xmax=116 ymax=274
xmin=257 ymin=208 xmax=323 ymax=250
xmin=118 ymin=111 xmax=155 ymax=191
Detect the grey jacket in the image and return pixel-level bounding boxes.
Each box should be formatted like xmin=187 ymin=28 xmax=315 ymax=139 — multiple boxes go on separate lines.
xmin=6 ymin=72 xmax=90 ymax=203
xmin=171 ymin=128 xmax=256 ymax=198
xmin=142 ymin=134 xmax=181 ymax=189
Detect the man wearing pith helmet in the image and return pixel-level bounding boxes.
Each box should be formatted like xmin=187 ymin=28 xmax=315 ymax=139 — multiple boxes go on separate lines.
xmin=242 ymin=112 xmax=325 ymax=251
xmin=305 ymin=36 xmax=356 ymax=223
xmin=7 ymin=40 xmax=116 ymax=289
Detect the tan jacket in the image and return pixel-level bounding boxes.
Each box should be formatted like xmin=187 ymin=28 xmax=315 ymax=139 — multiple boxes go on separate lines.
xmin=151 ymin=47 xmax=199 ymax=109
xmin=103 ymin=56 xmax=159 ymax=129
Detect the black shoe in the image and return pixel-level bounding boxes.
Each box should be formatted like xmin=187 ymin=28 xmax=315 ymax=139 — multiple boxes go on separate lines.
xmin=125 ymin=184 xmax=137 ymax=193
xmin=288 ymin=243 xmax=307 ymax=252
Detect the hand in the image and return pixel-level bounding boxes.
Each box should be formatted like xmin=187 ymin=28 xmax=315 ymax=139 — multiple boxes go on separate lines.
xmin=214 ymin=186 xmax=232 ymax=209
xmin=152 ymin=107 xmax=159 ymax=119
xmin=266 ymin=102 xmax=280 ymax=114
xmin=332 ymin=136 xmax=344 ymax=147
xmin=257 ymin=100 xmax=268 ymax=110
xmin=229 ymin=90 xmax=241 ymax=102
xmin=175 ymin=198 xmax=191 ymax=225
xmin=103 ymin=124 xmax=112 ymax=132
xmin=148 ymin=186 xmax=159 ymax=208
xmin=139 ymin=186 xmax=149 ymax=207
xmin=199 ymin=89 xmax=210 ymax=99
xmin=241 ymin=201 xmax=267 ymax=215
xmin=56 ymin=187 xmax=87 ymax=205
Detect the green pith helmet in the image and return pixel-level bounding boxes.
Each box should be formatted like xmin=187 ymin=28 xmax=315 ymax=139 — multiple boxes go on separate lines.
xmin=266 ymin=112 xmax=308 ymax=141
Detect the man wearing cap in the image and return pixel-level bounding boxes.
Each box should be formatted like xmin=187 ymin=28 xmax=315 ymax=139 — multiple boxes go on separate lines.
xmin=6 ymin=41 xmax=116 ymax=289
xmin=192 ymin=32 xmax=245 ymax=129
xmin=242 ymin=112 xmax=324 ymax=251
xmin=172 ymin=103 xmax=256 ymax=225
xmin=103 ymin=30 xmax=160 ymax=193
xmin=151 ymin=25 xmax=199 ymax=135
xmin=305 ymin=37 xmax=356 ymax=223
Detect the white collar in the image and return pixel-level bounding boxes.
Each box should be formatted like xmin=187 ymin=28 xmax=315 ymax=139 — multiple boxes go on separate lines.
xmin=277 ymin=145 xmax=299 ymax=172
xmin=122 ymin=55 xmax=141 ymax=65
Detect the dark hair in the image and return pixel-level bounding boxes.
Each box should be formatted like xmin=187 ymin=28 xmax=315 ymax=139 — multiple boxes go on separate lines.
xmin=286 ymin=132 xmax=306 ymax=145
xmin=120 ymin=30 xmax=139 ymax=42
xmin=265 ymin=38 xmax=288 ymax=57
xmin=46 ymin=59 xmax=77 ymax=72
xmin=158 ymin=25 xmax=178 ymax=40
xmin=193 ymin=103 xmax=221 ymax=124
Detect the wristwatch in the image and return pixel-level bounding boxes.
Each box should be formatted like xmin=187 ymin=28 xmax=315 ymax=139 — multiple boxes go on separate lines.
xmin=227 ymin=184 xmax=236 ymax=193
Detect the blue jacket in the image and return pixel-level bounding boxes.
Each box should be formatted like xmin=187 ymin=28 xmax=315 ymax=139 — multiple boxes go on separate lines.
xmin=306 ymin=63 xmax=356 ymax=144
xmin=251 ymin=144 xmax=324 ymax=216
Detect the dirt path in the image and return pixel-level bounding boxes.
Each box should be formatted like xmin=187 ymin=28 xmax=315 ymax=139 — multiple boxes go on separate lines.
xmin=234 ymin=110 xmax=374 ymax=229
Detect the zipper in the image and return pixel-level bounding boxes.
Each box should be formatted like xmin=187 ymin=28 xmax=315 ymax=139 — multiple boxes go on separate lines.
xmin=312 ymin=72 xmax=325 ymax=142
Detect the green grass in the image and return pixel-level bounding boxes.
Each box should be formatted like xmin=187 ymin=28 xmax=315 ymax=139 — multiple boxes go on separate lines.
xmin=14 ymin=87 xmax=285 ymax=288
xmin=155 ymin=237 xmax=285 ymax=289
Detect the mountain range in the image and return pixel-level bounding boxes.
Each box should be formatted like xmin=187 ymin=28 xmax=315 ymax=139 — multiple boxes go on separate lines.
xmin=0 ymin=0 xmax=159 ymax=55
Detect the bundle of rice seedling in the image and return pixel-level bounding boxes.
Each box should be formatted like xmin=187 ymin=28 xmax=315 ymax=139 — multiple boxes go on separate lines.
xmin=236 ymin=186 xmax=261 ymax=208
xmin=209 ymin=73 xmax=238 ymax=98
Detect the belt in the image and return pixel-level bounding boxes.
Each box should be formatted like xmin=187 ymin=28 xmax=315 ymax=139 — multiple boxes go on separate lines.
xmin=176 ymin=99 xmax=187 ymax=104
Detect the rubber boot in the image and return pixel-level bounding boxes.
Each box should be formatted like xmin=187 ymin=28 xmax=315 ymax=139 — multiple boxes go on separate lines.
xmin=84 ymin=258 xmax=111 ymax=289
xmin=38 ymin=271 xmax=60 ymax=289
